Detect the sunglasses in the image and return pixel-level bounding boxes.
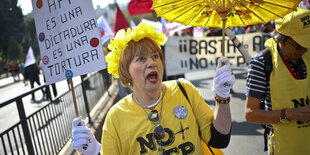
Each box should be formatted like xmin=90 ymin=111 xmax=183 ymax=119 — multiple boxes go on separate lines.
xmin=286 ymin=39 xmax=305 ymax=50
xmin=147 ymin=110 xmax=165 ymax=140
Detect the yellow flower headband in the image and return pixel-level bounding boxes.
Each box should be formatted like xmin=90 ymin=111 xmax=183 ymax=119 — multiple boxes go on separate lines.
xmin=106 ymin=22 xmax=168 ymax=78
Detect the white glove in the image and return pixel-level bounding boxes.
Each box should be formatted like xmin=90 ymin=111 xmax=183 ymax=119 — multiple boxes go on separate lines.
xmin=71 ymin=116 xmax=101 ymax=155
xmin=212 ymin=57 xmax=235 ymax=98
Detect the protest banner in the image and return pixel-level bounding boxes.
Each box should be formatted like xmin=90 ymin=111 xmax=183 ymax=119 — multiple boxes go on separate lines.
xmin=164 ymin=32 xmax=271 ymax=76
xmin=31 ymin=0 xmax=106 ymax=117
xmin=31 ymin=0 xmax=106 ymax=85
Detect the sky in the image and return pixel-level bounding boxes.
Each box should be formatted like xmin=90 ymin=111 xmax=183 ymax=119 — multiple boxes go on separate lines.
xmin=17 ymin=0 xmax=130 ymax=15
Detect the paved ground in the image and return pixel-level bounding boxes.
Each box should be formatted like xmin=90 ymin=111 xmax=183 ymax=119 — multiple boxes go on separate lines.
xmin=0 ymin=75 xmax=21 ymax=88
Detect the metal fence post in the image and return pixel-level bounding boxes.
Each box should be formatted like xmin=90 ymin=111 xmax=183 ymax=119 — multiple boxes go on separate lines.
xmin=80 ymin=76 xmax=92 ymax=124
xmin=16 ymin=98 xmax=35 ymax=154
xmin=99 ymin=69 xmax=111 ymax=96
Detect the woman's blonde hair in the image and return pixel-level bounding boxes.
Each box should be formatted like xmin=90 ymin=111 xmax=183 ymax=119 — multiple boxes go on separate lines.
xmin=119 ymin=37 xmax=164 ymax=88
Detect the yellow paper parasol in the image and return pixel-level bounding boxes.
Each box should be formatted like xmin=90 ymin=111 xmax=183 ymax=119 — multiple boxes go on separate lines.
xmin=152 ymin=0 xmax=301 ymax=56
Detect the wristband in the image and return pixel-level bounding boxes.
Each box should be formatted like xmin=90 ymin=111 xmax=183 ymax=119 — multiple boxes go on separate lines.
xmin=280 ymin=109 xmax=290 ymax=123
xmin=215 ymin=95 xmax=230 ymax=104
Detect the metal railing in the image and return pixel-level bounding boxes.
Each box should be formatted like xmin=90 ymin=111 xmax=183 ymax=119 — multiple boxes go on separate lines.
xmin=0 ymin=69 xmax=112 ymax=155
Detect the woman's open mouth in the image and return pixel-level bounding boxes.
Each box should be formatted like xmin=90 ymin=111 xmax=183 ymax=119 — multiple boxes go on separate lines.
xmin=146 ymin=71 xmax=158 ymax=83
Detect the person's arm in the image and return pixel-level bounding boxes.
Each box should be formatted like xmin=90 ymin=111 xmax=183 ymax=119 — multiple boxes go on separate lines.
xmin=245 ymin=96 xmax=282 ymax=124
xmin=245 ymin=96 xmax=310 ymax=124
xmin=286 ymin=106 xmax=310 ymax=122
xmin=208 ymin=101 xmax=231 ymax=148
xmin=212 ymin=97 xmax=231 ymax=134
xmin=211 ymin=57 xmax=234 ymax=134
xmin=244 ymin=53 xmax=283 ymax=124
xmin=208 ymin=57 xmax=234 ymax=148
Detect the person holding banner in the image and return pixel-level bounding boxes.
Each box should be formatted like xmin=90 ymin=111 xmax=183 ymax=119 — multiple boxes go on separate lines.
xmin=71 ymin=22 xmax=235 ymax=155
xmin=245 ymin=8 xmax=310 ymax=155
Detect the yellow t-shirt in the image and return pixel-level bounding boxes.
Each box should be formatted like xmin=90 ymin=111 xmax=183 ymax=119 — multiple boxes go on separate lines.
xmin=100 ymin=78 xmax=214 ymax=154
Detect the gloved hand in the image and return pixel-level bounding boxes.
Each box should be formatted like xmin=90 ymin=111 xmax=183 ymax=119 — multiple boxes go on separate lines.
xmin=71 ymin=116 xmax=101 ymax=155
xmin=212 ymin=57 xmax=235 ymax=98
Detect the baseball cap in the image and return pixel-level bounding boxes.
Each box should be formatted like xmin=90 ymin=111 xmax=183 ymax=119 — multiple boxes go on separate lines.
xmin=275 ymin=7 xmax=310 ymax=49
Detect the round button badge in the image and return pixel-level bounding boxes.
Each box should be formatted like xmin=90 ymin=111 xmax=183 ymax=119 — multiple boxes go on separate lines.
xmin=174 ymin=106 xmax=188 ymax=119
xmin=65 ymin=70 xmax=73 ymax=79
xmin=39 ymin=32 xmax=45 ymax=42
xmin=90 ymin=37 xmax=99 ymax=47
xmin=42 ymin=56 xmax=49 ymax=65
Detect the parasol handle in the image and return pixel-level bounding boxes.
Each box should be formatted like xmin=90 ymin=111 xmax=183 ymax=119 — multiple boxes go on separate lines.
xmin=222 ymin=0 xmax=226 ymax=56
xmin=220 ymin=13 xmax=228 ymax=67
xmin=221 ymin=14 xmax=227 ymax=57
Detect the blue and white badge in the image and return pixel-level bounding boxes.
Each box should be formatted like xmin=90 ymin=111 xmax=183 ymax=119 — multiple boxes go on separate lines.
xmin=174 ymin=106 xmax=187 ymax=119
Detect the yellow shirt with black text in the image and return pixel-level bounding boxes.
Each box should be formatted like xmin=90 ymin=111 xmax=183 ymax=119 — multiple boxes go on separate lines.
xmin=100 ymin=79 xmax=214 ymax=154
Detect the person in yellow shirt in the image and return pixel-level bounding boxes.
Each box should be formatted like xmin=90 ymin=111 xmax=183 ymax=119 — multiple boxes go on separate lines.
xmin=245 ymin=8 xmax=310 ymax=155
xmin=71 ymin=22 xmax=235 ymax=155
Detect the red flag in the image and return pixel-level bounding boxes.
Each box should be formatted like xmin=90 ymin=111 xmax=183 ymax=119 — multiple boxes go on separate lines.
xmin=113 ymin=4 xmax=129 ymax=34
xmin=128 ymin=0 xmax=155 ymax=16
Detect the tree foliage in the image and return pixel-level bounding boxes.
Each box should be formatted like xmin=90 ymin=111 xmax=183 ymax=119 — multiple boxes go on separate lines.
xmin=22 ymin=18 xmax=40 ymax=57
xmin=0 ymin=0 xmax=24 ymax=59
xmin=7 ymin=36 xmax=23 ymax=61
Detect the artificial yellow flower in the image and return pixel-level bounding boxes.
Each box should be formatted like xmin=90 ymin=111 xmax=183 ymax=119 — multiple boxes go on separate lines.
xmin=106 ymin=22 xmax=168 ymax=78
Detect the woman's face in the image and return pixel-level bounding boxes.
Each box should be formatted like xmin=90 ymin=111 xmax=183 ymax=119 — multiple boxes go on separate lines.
xmin=129 ymin=49 xmax=164 ymax=93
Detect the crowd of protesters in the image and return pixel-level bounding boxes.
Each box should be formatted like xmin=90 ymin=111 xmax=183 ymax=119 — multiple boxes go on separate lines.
xmin=171 ymin=21 xmax=275 ymax=39
xmin=0 ymin=59 xmax=26 ymax=84
xmin=0 ymin=57 xmax=51 ymax=103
